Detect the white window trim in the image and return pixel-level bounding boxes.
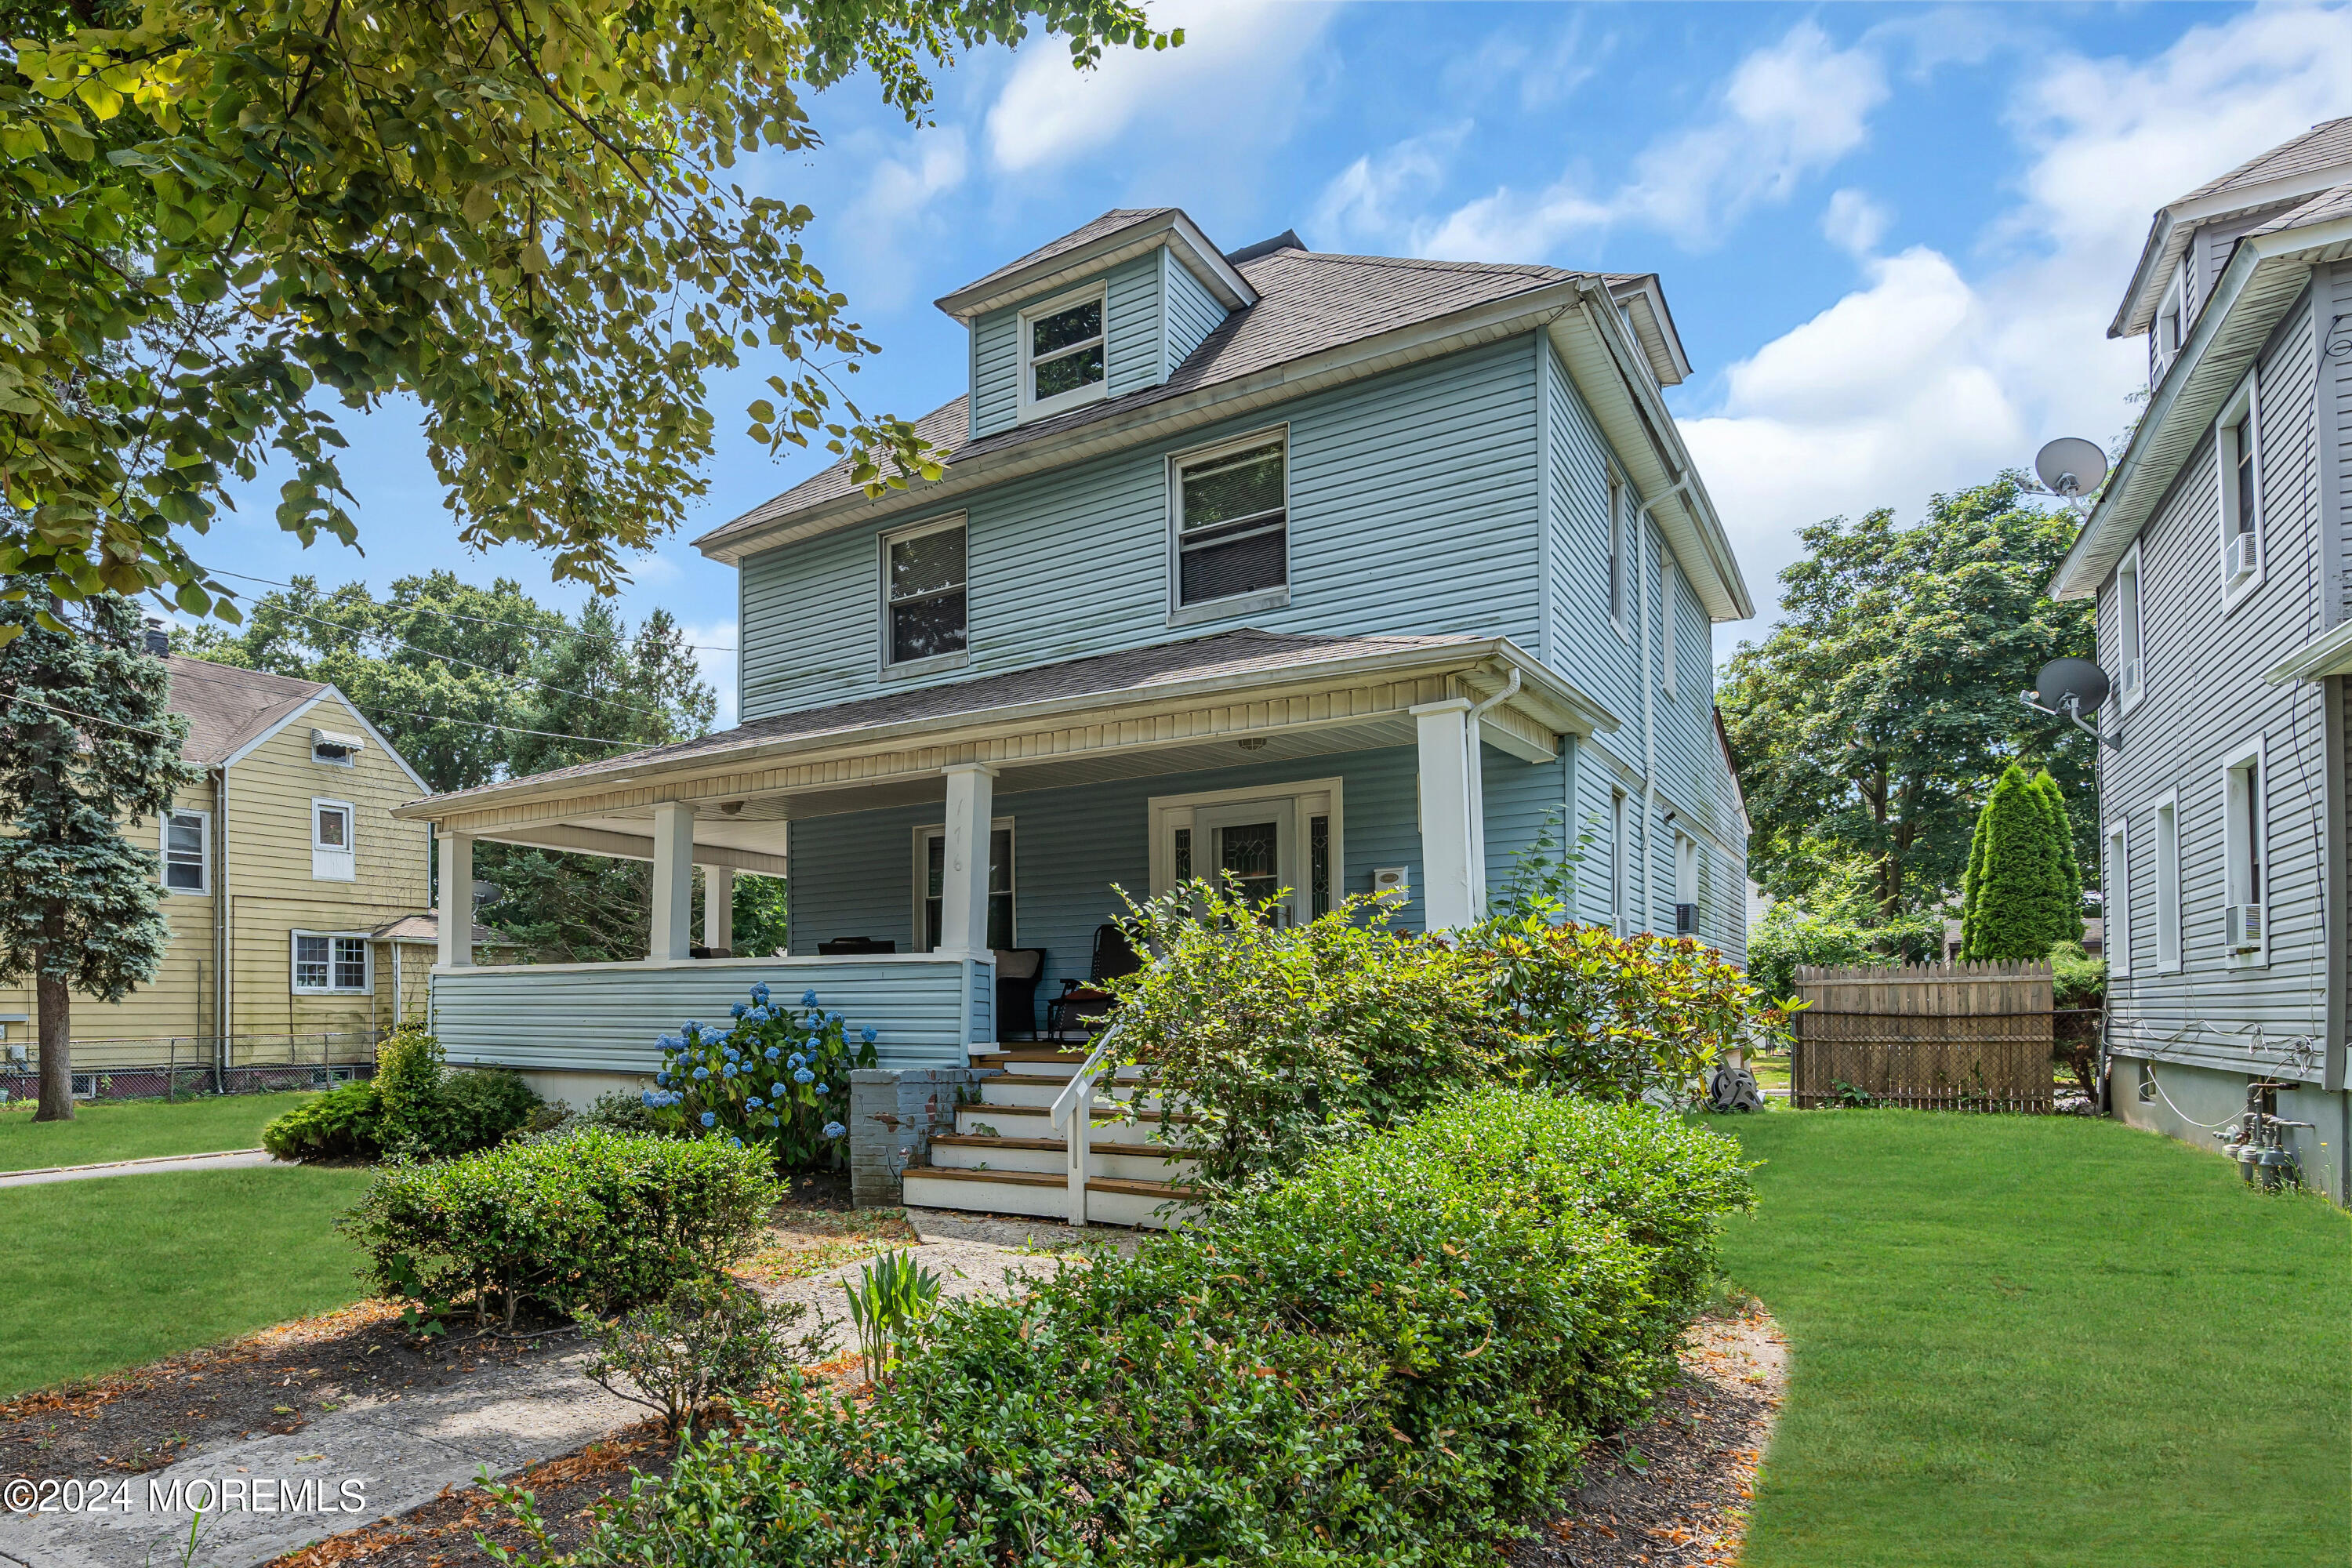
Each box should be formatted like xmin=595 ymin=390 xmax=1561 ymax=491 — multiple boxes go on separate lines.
xmin=2220 ymin=736 xmax=2268 ymax=968
xmin=2104 ymin=818 xmax=2131 ymax=979
xmin=1165 ymin=423 xmax=1292 ymax=626
xmin=311 ymin=797 xmax=356 ymax=883
xmin=911 ymin=817 xmax=1017 ymax=953
xmin=1148 ymin=777 xmax=1342 ymax=928
xmin=2216 ymin=368 xmax=2265 ymax=609
xmin=2113 ymin=540 xmax=2146 ymax=716
xmin=2154 ymin=273 xmax=2184 ymax=381
xmin=877 ymin=512 xmax=971 ymax=679
xmin=160 ymin=808 xmax=211 ymax=896
xmin=1016 ymin=282 xmax=1109 ymax=423
xmin=2153 ymin=789 xmax=2182 ymax=974
xmin=290 ymin=930 xmax=372 ymax=996
xmin=1607 ymin=469 xmax=1632 ymax=641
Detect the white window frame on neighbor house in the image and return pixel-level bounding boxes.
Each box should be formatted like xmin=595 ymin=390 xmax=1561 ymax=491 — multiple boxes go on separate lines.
xmin=311 ymin=797 xmax=355 ymax=882
xmin=911 ymin=817 xmax=1016 ymax=953
xmin=1661 ymin=561 xmax=1679 ymax=700
xmin=2154 ymin=273 xmax=2184 ymax=383
xmin=161 ymin=808 xmax=210 ymax=895
xmin=1147 ymin=778 xmax=1342 ymax=929
xmin=2104 ymin=818 xmax=2131 ymax=979
xmin=1017 ymin=282 xmax=1109 ymax=423
xmin=1610 ymin=788 xmax=1630 ymax=935
xmin=2216 ymin=369 xmax=2264 ymax=608
xmin=1608 ymin=469 xmax=1632 ymax=637
xmin=2220 ymin=737 xmax=2268 ymax=967
xmin=2153 ymin=789 xmax=2182 ymax=973
xmin=2114 ymin=541 xmax=2146 ymax=713
xmin=290 ymin=931 xmax=371 ymax=995
xmin=1167 ymin=424 xmax=1291 ymax=626
xmin=878 ymin=513 xmax=971 ymax=679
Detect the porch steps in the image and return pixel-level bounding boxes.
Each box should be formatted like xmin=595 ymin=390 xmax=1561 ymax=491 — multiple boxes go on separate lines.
xmin=899 ymin=1167 xmax=1199 ymax=1229
xmin=952 ymin=1102 xmax=1200 ymax=1139
xmin=928 ymin=1132 xmax=1200 ymax=1184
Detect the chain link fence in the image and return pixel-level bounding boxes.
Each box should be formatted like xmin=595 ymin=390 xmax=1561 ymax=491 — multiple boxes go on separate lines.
xmin=0 ymin=1031 xmax=382 ymax=1104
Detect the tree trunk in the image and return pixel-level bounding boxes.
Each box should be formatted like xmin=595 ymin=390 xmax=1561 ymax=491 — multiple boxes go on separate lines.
xmin=34 ymin=967 xmax=73 ymax=1121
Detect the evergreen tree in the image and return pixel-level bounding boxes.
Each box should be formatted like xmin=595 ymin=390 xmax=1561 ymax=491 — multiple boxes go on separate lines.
xmin=0 ymin=587 xmax=195 ymax=1119
xmin=1960 ymin=764 xmax=2072 ymax=962
xmin=2032 ymin=770 xmax=2086 ymax=950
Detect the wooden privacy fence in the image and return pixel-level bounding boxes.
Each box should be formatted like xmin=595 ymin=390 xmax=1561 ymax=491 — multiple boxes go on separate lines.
xmin=1791 ymin=962 xmax=2054 ymax=1112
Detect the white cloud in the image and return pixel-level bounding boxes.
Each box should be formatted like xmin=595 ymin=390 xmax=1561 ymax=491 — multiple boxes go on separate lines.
xmin=1410 ymin=22 xmax=1886 ymax=260
xmin=1311 ymin=122 xmax=1471 ymax=251
xmin=1688 ymin=4 xmax=2352 ymax=655
xmin=985 ymin=0 xmax=1335 ymax=174
xmin=1821 ymin=187 xmax=1890 ymax=257
xmin=835 ymin=128 xmax=970 ymax=306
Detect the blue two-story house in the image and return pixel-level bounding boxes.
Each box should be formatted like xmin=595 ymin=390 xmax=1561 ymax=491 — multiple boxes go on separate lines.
xmin=399 ymin=210 xmax=1755 ymax=1214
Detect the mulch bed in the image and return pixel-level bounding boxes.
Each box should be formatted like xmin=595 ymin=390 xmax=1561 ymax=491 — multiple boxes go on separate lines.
xmin=1509 ymin=1305 xmax=1788 ymax=1568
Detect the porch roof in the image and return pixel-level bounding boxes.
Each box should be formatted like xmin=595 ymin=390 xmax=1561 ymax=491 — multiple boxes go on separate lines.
xmin=392 ymin=630 xmax=1614 ymax=865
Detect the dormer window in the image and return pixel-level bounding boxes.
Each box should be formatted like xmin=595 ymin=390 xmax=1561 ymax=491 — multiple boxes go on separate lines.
xmin=1019 ymin=286 xmax=1107 ymax=420
xmin=2153 ymin=271 xmax=2183 ymax=384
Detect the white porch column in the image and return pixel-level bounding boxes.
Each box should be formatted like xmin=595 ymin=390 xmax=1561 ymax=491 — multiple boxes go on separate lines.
xmin=649 ymin=803 xmax=695 ymax=961
xmin=938 ymin=763 xmax=998 ymax=953
xmin=1412 ymin=699 xmax=1479 ymax=931
xmin=702 ymin=865 xmax=734 ymax=953
xmin=436 ymin=832 xmax=474 ymax=967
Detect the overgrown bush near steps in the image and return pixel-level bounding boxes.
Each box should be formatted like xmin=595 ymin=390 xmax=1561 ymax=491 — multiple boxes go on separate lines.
xmin=261 ymin=1026 xmax=538 ymax=1161
xmin=501 ymin=1089 xmax=1751 ymax=1566
xmin=342 ymin=1128 xmax=780 ymax=1329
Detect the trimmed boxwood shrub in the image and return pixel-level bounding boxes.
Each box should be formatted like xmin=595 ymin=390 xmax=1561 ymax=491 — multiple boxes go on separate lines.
xmin=342 ymin=1128 xmax=780 ymax=1327
xmin=260 ymin=1080 xmax=382 ymax=1161
xmin=261 ymin=1028 xmax=539 ymax=1163
xmin=501 ymin=1089 xmax=1750 ymax=1565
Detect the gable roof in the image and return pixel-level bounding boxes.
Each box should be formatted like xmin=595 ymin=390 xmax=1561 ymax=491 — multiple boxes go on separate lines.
xmin=933 ymin=208 xmax=1256 ymax=322
xmin=2111 ymin=116 xmax=2352 ymax=338
xmin=164 ymin=655 xmax=326 ymax=764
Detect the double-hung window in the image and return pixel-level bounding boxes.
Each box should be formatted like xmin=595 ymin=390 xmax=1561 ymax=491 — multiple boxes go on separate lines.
xmin=2114 ymin=542 xmax=2145 ymax=710
xmin=881 ymin=516 xmax=968 ymax=672
xmin=312 ymin=799 xmax=355 ymax=881
xmin=2222 ymin=741 xmax=2267 ymax=963
xmin=2217 ymin=371 xmax=2263 ymax=597
xmin=162 ymin=809 xmax=209 ymax=894
xmin=1018 ymin=287 xmax=1106 ymax=420
xmin=2153 ymin=275 xmax=2183 ymax=384
xmin=917 ymin=823 xmax=1014 ymax=951
xmin=292 ymin=932 xmax=369 ymax=994
xmin=2104 ymin=820 xmax=2131 ymax=978
xmin=1171 ymin=429 xmax=1288 ymax=617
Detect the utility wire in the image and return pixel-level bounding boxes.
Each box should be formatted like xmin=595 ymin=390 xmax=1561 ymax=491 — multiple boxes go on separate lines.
xmin=203 ymin=568 xmax=739 ymax=653
xmin=0 ymin=687 xmax=180 ymax=741
xmin=161 ymin=655 xmax=666 ymax=753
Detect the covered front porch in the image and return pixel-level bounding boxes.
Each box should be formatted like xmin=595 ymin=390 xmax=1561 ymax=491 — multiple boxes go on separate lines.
xmin=396 ymin=630 xmax=1614 ymax=1086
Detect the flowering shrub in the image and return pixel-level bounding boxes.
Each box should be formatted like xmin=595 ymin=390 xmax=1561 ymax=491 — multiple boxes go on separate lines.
xmin=643 ymin=982 xmax=876 ymax=1169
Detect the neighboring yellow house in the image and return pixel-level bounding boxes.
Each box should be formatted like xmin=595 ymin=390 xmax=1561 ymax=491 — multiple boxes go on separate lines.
xmin=0 ymin=652 xmax=446 ymax=1086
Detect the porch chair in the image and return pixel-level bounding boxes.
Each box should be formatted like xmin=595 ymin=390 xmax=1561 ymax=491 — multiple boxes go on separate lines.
xmin=1045 ymin=924 xmax=1141 ymax=1042
xmin=992 ymin=948 xmax=1046 ymax=1040
xmin=817 ymin=936 xmax=897 ymax=955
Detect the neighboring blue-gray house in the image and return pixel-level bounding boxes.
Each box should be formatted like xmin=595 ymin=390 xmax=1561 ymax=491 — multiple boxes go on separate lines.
xmin=399 ymin=211 xmax=1755 ymax=1210
xmin=2051 ymin=120 xmax=2352 ymax=1203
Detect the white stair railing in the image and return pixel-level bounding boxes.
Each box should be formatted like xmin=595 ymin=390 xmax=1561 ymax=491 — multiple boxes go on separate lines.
xmin=1047 ymin=1012 xmax=1138 ymax=1226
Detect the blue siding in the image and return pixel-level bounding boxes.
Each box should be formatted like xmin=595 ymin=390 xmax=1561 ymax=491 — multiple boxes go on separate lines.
xmin=1483 ymin=745 xmax=1571 ymax=904
xmin=1163 ymin=249 xmax=1229 ymax=376
xmin=741 ymin=336 xmax=1543 ymax=720
xmin=1105 ymin=252 xmax=1163 ymax=398
xmin=971 ymin=310 xmax=1018 ymax=439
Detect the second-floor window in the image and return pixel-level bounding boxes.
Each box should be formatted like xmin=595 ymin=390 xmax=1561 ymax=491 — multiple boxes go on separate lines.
xmin=2114 ymin=542 xmax=2144 ymax=707
xmin=162 ymin=809 xmax=209 ymax=894
xmin=1172 ymin=430 xmax=1288 ymax=611
xmin=1019 ymin=287 xmax=1106 ymax=419
xmin=882 ymin=517 xmax=968 ymax=670
xmin=313 ymin=798 xmax=355 ymax=882
xmin=2217 ymin=372 xmax=2262 ymax=594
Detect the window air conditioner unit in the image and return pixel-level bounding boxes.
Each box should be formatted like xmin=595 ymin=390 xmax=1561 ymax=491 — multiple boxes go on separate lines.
xmin=1674 ymin=902 xmax=1700 ymax=936
xmin=2227 ymin=902 xmax=2265 ymax=952
xmin=2226 ymin=531 xmax=2260 ymax=583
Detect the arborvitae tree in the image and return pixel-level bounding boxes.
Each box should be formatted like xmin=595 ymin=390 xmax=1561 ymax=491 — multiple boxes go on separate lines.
xmin=1957 ymin=766 xmax=2070 ymax=964
xmin=0 ymin=588 xmax=195 ymax=1119
xmin=2031 ymin=770 xmax=2086 ymax=951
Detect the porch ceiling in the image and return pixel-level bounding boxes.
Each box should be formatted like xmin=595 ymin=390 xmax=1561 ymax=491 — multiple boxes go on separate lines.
xmin=398 ymin=632 xmax=1601 ymax=858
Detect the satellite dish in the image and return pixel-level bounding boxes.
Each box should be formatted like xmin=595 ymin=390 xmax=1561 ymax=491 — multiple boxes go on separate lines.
xmin=2031 ymin=656 xmax=2111 ymax=714
xmin=2035 ymin=437 xmax=2108 ymax=499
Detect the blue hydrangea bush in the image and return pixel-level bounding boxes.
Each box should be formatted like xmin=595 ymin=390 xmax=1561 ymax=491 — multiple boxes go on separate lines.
xmin=642 ymin=983 xmax=877 ymax=1169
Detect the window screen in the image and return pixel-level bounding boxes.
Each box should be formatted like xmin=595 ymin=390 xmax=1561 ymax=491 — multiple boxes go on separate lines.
xmin=886 ymin=523 xmax=967 ymax=666
xmin=164 ymin=811 xmax=206 ymax=891
xmin=1175 ymin=437 xmax=1287 ymax=606
xmin=1028 ymin=297 xmax=1104 ymax=404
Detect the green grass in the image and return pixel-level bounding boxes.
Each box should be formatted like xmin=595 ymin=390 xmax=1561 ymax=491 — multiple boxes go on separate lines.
xmin=0 ymin=1091 xmax=318 ymax=1172
xmin=1713 ymin=1110 xmax=2352 ymax=1567
xmin=1 ymin=1166 xmax=374 ymax=1399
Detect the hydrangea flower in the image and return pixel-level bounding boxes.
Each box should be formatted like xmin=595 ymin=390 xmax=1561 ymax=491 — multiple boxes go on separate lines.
xmin=788 ymin=1051 xmax=806 ymax=1069
xmin=752 ymin=982 xmax=771 ymax=1004
xmin=764 ymin=1045 xmax=780 ymax=1061
xmin=746 ymin=1095 xmax=763 ymax=1109
xmin=641 ymin=1089 xmax=657 ymax=1106
xmin=692 ymin=1065 xmax=710 ymax=1081
xmin=729 ymin=1001 xmax=747 ymax=1019
xmin=861 ymin=1026 xmax=877 ymax=1044
xmin=721 ymin=1063 xmax=737 ymax=1078
xmin=729 ymin=1136 xmax=743 ymax=1149
xmin=828 ymin=1011 xmax=845 ymax=1025
xmin=814 ymin=1082 xmax=829 ymax=1095
xmin=801 ymin=989 xmax=818 ymax=1007
xmin=822 ymin=1120 xmax=847 ymax=1140
xmin=770 ymin=1081 xmax=786 ymax=1097
xmin=683 ymin=1020 xmax=704 ymax=1036
xmin=699 ymin=1111 xmax=717 ymax=1127
xmin=793 ymin=1066 xmax=815 ymax=1084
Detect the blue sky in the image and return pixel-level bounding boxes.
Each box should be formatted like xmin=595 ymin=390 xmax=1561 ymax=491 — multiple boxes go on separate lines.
xmin=198 ymin=2 xmax=2352 ymax=723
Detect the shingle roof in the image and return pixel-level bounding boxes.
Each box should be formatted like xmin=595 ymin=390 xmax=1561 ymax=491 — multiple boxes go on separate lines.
xmin=2176 ymin=116 xmax=2352 ymax=207
xmin=702 ymin=245 xmax=1578 ymax=550
xmin=413 ymin=629 xmax=1487 ymax=808
xmin=164 ymin=655 xmax=325 ymax=764
xmin=939 ymin=209 xmax=1176 ymax=306
xmin=2249 ymin=180 xmax=2352 ymax=238
xmin=369 ymin=913 xmax=507 ymax=945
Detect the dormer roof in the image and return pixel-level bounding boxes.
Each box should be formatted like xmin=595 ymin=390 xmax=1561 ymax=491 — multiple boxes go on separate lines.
xmin=933 ymin=208 xmax=1257 ymax=321
xmin=2110 ymin=115 xmax=2352 ymax=339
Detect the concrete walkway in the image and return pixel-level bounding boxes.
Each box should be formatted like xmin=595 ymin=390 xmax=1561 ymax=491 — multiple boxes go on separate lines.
xmin=0 ymin=1209 xmax=1130 ymax=1568
xmin=0 ymin=1148 xmax=281 ymax=1189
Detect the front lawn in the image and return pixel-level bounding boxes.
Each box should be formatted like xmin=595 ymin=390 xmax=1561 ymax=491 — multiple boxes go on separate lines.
xmin=0 ymin=1091 xmax=318 ymax=1172
xmin=1715 ymin=1110 xmax=2351 ymax=1567
xmin=0 ymin=1166 xmax=373 ymax=1399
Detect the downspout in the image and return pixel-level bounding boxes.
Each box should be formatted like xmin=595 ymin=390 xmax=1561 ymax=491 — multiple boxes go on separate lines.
xmin=212 ymin=763 xmax=229 ymax=1090
xmin=1464 ymin=668 xmax=1522 ymax=913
